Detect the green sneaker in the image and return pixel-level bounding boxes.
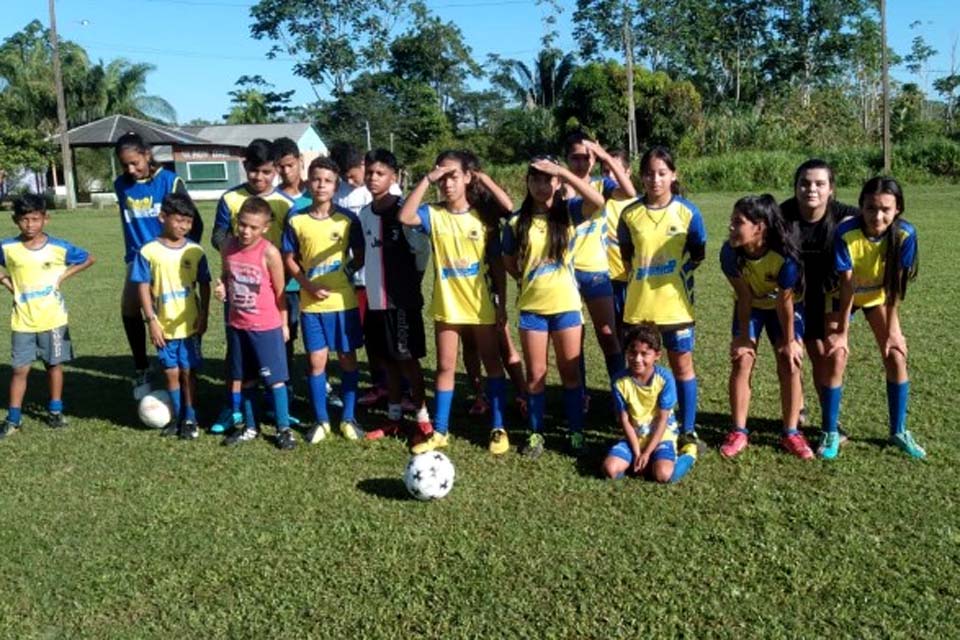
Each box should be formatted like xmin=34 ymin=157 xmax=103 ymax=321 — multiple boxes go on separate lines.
xmin=817 ymin=431 xmax=841 ymax=460
xmin=891 ymin=431 xmax=926 ymax=459
xmin=339 ymin=419 xmax=364 ymax=441
xmin=520 ymin=432 xmax=545 ymax=459
xmin=568 ymin=431 xmax=586 ymax=456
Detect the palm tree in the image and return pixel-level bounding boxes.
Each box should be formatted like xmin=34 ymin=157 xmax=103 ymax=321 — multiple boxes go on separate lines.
xmin=491 ymin=47 xmax=577 ymax=110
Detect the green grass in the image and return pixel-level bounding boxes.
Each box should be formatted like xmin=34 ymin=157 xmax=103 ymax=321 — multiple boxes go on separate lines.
xmin=1 ymin=186 xmax=958 ymax=638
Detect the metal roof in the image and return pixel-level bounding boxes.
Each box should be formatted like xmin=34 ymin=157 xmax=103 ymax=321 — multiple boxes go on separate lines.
xmin=51 ymin=114 xmax=210 ymax=148
xmin=178 ymin=123 xmax=313 ymax=147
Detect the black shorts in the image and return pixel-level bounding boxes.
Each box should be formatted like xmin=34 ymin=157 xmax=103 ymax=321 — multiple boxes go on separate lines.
xmin=801 ymin=298 xmax=826 ymax=341
xmin=364 ymin=308 xmax=426 ymax=362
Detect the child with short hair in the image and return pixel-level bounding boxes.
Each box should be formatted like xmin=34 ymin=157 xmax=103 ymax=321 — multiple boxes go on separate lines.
xmin=602 ymin=323 xmax=701 ymax=482
xmin=219 ymin=197 xmax=295 ymax=450
xmin=130 ymin=192 xmax=211 ymax=439
xmin=0 ymin=194 xmax=95 ymax=437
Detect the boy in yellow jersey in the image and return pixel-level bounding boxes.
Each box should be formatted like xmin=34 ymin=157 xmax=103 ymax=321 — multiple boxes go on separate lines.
xmin=282 ymin=157 xmax=365 ymax=442
xmin=130 ymin=193 xmax=211 ymax=439
xmin=0 ymin=195 xmax=94 ymax=437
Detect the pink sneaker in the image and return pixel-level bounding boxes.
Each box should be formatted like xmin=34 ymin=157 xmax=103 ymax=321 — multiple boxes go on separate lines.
xmin=720 ymin=430 xmax=749 ymax=458
xmin=357 ymin=386 xmax=387 ymax=407
xmin=781 ymin=431 xmax=814 ymax=460
xmin=364 ymin=419 xmax=402 ymax=441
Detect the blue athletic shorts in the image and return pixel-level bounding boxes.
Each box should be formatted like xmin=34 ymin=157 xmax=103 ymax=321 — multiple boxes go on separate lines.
xmin=11 ymin=326 xmax=73 ymax=368
xmin=611 ymin=279 xmax=627 ymax=321
xmin=575 ymin=269 xmax=614 ymax=301
xmin=227 ymin=326 xmax=288 ymax=386
xmin=608 ymin=438 xmax=677 ymax=465
xmin=301 ymin=308 xmax=363 ymax=353
xmin=157 ymin=335 xmax=202 ymax=370
xmin=731 ymin=305 xmax=805 ymax=344
xmin=662 ymin=326 xmax=696 ymax=353
xmin=518 ymin=310 xmax=582 ymax=332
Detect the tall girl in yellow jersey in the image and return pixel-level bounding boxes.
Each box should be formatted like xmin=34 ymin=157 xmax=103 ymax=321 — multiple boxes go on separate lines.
xmin=617 ymin=147 xmax=706 ymax=448
xmin=399 ymin=151 xmax=510 ymax=456
xmin=718 ymin=195 xmax=813 ymax=460
xmin=821 ymin=177 xmax=924 ymax=460
xmin=503 ymin=157 xmax=605 ymax=458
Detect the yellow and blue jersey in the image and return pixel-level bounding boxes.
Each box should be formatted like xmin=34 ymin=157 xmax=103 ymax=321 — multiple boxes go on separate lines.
xmin=604 ymin=197 xmax=636 ymax=282
xmin=720 ymin=241 xmax=801 ymax=310
xmin=129 ymin=239 xmax=211 ymax=339
xmin=0 ymin=235 xmax=89 ymax=332
xmin=613 ymin=364 xmax=678 ymax=444
xmin=214 ymin=185 xmax=294 ymax=249
xmin=114 ymin=168 xmax=202 ymax=263
xmin=282 ymin=206 xmax=363 ymax=313
xmin=415 ymin=203 xmax=496 ymax=325
xmin=502 ymin=213 xmax=580 ymax=315
xmin=566 ymin=176 xmax=617 ymax=272
xmin=834 ymin=216 xmax=917 ymax=308
xmin=617 ymin=196 xmax=707 ymax=326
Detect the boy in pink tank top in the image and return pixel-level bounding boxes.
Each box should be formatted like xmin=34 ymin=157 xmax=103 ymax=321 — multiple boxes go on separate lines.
xmin=217 ymin=197 xmax=296 ymax=450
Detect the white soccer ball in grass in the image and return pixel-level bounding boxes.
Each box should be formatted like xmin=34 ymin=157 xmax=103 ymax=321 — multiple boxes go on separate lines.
xmin=137 ymin=390 xmax=173 ymax=429
xmin=404 ymin=452 xmax=455 ymax=501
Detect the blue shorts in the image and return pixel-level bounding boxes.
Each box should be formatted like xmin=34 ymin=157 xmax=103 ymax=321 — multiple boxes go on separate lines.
xmin=611 ymin=280 xmax=627 ymax=321
xmin=662 ymin=326 xmax=696 ymax=354
xmin=575 ymin=269 xmax=614 ymax=301
xmin=157 ymin=336 xmax=202 ymax=370
xmin=731 ymin=305 xmax=805 ymax=344
xmin=227 ymin=326 xmax=288 ymax=386
xmin=301 ymin=308 xmax=363 ymax=353
xmin=608 ymin=438 xmax=677 ymax=465
xmin=518 ymin=310 xmax=582 ymax=333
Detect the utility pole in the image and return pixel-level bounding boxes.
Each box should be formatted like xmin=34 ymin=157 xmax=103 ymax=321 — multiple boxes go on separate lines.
xmin=623 ymin=13 xmax=637 ymax=159
xmin=881 ymin=0 xmax=891 ymax=173
xmin=364 ymin=120 xmax=372 ymax=151
xmin=48 ymin=0 xmax=76 ymax=209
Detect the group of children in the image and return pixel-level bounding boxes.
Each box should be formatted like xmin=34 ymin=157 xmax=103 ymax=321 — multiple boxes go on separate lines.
xmin=0 ymin=131 xmax=927 ymax=482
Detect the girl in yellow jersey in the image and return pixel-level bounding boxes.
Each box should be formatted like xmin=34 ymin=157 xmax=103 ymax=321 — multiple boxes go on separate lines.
xmin=821 ymin=177 xmax=924 ymax=460
xmin=602 ymin=149 xmax=636 ymax=337
xmin=617 ymin=147 xmax=706 ymax=450
xmin=718 ymin=195 xmax=812 ymax=460
xmin=502 ymin=157 xmax=605 ymax=458
xmin=399 ymin=151 xmax=510 ymax=456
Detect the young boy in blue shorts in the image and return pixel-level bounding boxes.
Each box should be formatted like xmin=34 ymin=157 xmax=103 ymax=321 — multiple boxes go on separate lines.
xmin=601 ymin=323 xmax=702 ymax=483
xmin=130 ymin=193 xmax=211 ymax=439
xmin=0 ymin=194 xmax=95 ymax=437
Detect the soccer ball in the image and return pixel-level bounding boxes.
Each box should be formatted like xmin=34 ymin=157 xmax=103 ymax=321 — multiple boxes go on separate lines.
xmin=404 ymin=452 xmax=455 ymax=501
xmin=138 ymin=390 xmax=173 ymax=429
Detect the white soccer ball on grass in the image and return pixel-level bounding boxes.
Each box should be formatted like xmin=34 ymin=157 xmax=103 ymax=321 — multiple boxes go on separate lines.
xmin=137 ymin=390 xmax=173 ymax=429
xmin=404 ymin=452 xmax=455 ymax=501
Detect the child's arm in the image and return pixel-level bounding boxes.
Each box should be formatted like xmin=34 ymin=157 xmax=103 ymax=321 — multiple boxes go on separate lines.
xmin=617 ymin=215 xmax=634 ymax=270
xmin=57 ymin=250 xmax=95 ymax=287
xmin=398 ymin=165 xmax=456 ymax=227
xmin=488 ymin=249 xmax=508 ymax=327
xmin=533 ymin=159 xmax=605 ymax=217
xmin=211 ymin=197 xmax=231 ymax=250
xmin=138 ymin=282 xmax=165 ymax=349
xmin=728 ymin=276 xmax=755 ymax=360
xmin=775 ymin=288 xmax=803 ymax=371
xmin=215 ymin=244 xmax=230 ymax=303
xmin=474 ymin=171 xmax=514 ymax=216
xmin=500 ymin=222 xmax=521 ymax=280
xmin=618 ymin=409 xmax=644 ymax=470
xmin=636 ymin=408 xmax=671 ymax=474
xmin=0 ymin=272 xmax=13 ymax=294
xmin=584 ymin=140 xmax=637 ymax=199
xmin=283 ymin=251 xmax=328 ymax=300
xmin=884 ymin=299 xmax=907 ymax=359
xmin=197 ymin=281 xmax=210 ymax=337
xmin=265 ymin=244 xmax=289 ymax=341
xmin=827 ymin=271 xmax=854 ymax=357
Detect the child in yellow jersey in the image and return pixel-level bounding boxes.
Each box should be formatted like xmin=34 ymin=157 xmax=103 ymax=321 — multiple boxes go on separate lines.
xmin=502 ymin=156 xmax=605 ymax=458
xmin=399 ymin=150 xmax=510 ymax=456
xmin=130 ymin=193 xmax=211 ymax=440
xmin=718 ymin=195 xmax=812 ymax=460
xmin=617 ymin=146 xmax=706 ymax=452
xmin=602 ymin=324 xmax=701 ymax=482
xmin=821 ymin=177 xmax=924 ymax=460
xmin=282 ymin=157 xmax=365 ymax=443
xmin=0 ymin=195 xmax=94 ymax=437
xmin=602 ymin=149 xmax=636 ymax=336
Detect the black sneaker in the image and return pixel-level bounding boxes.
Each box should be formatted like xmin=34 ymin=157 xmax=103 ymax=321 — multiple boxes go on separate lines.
xmin=46 ymin=412 xmax=69 ymax=429
xmin=678 ymin=431 xmax=708 ymax=457
xmin=0 ymin=420 xmax=21 ymax=439
xmin=275 ymin=428 xmax=297 ymax=450
xmin=223 ymin=426 xmax=258 ymax=446
xmin=160 ymin=421 xmax=179 ymax=437
xmin=179 ymin=420 xmax=199 ymax=440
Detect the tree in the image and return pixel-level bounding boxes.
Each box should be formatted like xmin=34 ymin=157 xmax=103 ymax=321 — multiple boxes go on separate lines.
xmin=489 ymin=48 xmax=577 ymax=109
xmin=224 ymin=75 xmax=294 ymax=124
xmin=555 ymin=61 xmax=626 ymax=147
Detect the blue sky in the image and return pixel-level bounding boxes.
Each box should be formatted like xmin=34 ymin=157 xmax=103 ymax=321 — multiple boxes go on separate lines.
xmin=5 ymin=0 xmax=959 ymax=123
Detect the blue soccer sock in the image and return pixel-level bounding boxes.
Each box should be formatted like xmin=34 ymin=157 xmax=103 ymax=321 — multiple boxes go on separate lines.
xmin=241 ymin=387 xmax=259 ymax=429
xmin=7 ymin=407 xmax=22 ymax=425
xmin=677 ymin=377 xmax=699 ymax=434
xmin=887 ymin=380 xmax=909 ymax=436
xmin=604 ymin=352 xmax=624 ymax=383
xmin=168 ymin=387 xmax=182 ymax=423
xmin=434 ymin=389 xmax=454 ymax=434
xmin=563 ymin=386 xmax=584 ymax=433
xmin=308 ymin=373 xmax=329 ymax=423
xmin=49 ymin=399 xmax=63 ymax=414
xmin=670 ymin=453 xmax=696 ymax=483
xmin=271 ymin=384 xmax=291 ymax=430
xmin=184 ymin=404 xmax=197 ymax=423
xmin=528 ymin=391 xmax=545 ymax=433
xmin=821 ymin=386 xmax=843 ymax=434
xmin=486 ymin=376 xmax=506 ymax=429
xmin=341 ymin=369 xmax=359 ymax=422
xmin=230 ymin=391 xmax=242 ymax=414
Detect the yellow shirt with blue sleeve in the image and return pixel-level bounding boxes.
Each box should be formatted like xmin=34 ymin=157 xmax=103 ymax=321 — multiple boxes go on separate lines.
xmin=834 ymin=216 xmax=917 ymax=309
xmin=604 ymin=197 xmax=636 ymax=282
xmin=502 ymin=213 xmax=580 ymax=315
xmin=214 ymin=185 xmax=294 ymax=249
xmin=129 ymin=239 xmax=211 ymax=340
xmin=0 ymin=235 xmax=89 ymax=333
xmin=282 ymin=207 xmax=363 ymax=313
xmin=719 ymin=242 xmax=801 ymax=310
xmin=617 ymin=196 xmax=707 ymax=326
xmin=566 ymin=176 xmax=617 ymax=273
xmin=613 ymin=364 xmax=678 ymax=445
xmin=415 ymin=203 xmax=496 ymax=325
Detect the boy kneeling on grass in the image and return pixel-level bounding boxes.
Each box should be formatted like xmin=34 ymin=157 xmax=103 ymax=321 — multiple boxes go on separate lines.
xmin=0 ymin=194 xmax=95 ymax=437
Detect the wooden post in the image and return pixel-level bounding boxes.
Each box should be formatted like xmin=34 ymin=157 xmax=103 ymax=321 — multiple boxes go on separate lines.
xmin=48 ymin=0 xmax=77 ymax=209
xmin=881 ymin=0 xmax=891 ymax=173
xmin=623 ymin=12 xmax=637 ymax=158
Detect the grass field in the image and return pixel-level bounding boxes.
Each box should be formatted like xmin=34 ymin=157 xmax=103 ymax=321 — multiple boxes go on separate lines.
xmin=0 ymin=186 xmax=958 ymax=638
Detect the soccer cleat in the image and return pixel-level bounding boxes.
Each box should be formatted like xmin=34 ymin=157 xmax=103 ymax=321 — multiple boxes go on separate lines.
xmin=160 ymin=421 xmax=180 ymax=437
xmin=568 ymin=431 xmax=586 ymax=456
xmin=210 ymin=407 xmax=242 ymax=435
xmin=410 ymin=430 xmax=448 ymax=455
xmin=223 ymin=427 xmax=258 ymax=446
xmin=0 ymin=420 xmax=21 ymax=439
xmin=357 ymin=386 xmax=387 ymax=407
xmin=365 ymin=419 xmax=403 ymax=441
xmin=468 ymin=394 xmax=489 ymax=416
xmin=720 ymin=430 xmax=749 ymax=458
xmin=489 ymin=428 xmax=510 ymax=455
xmin=339 ymin=419 xmax=364 ymax=441
xmin=305 ymin=422 xmax=331 ymax=444
xmin=677 ymin=431 xmax=707 ymax=458
xmin=781 ymin=431 xmax=814 ymax=460
xmin=520 ymin=432 xmax=545 ymax=459
xmin=179 ymin=420 xmax=199 ymax=440
xmin=817 ymin=431 xmax=841 ymax=460
xmin=327 ymin=389 xmax=344 ymax=409
xmin=275 ymin=428 xmax=297 ymax=451
xmin=46 ymin=412 xmax=69 ymax=429
xmin=890 ymin=431 xmax=927 ymax=459
xmin=132 ymin=369 xmax=152 ymax=401
xmin=678 ymin=441 xmax=701 ymax=460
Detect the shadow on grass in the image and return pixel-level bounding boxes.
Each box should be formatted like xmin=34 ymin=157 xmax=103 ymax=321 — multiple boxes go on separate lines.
xmin=356 ymin=477 xmax=412 ymax=501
